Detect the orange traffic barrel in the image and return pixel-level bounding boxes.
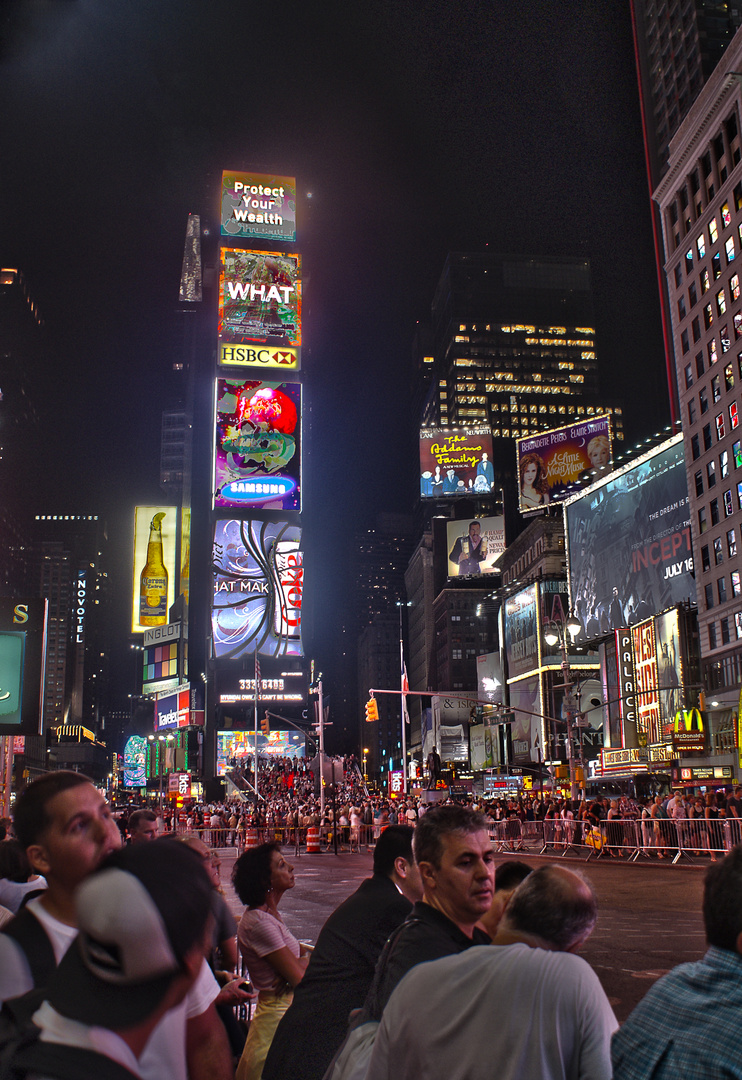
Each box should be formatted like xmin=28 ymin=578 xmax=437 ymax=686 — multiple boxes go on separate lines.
xmin=306 ymin=826 xmax=321 ymax=853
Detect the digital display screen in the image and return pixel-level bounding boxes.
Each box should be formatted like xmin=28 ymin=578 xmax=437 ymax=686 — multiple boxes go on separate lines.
xmin=419 ymin=427 xmax=494 ymax=497
xmin=216 ymin=729 xmax=305 ymax=774
xmin=213 ymin=377 xmax=301 ymax=511
xmin=221 ymin=172 xmax=296 ymax=242
xmin=218 ymin=248 xmax=301 ymax=351
xmin=131 ymin=507 xmax=178 ymax=634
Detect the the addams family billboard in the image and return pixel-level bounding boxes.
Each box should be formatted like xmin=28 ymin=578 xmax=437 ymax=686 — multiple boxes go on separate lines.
xmin=420 ymin=427 xmax=495 ymax=497
xmin=564 ymin=435 xmax=695 ymax=635
xmin=516 ymin=415 xmax=612 ymax=513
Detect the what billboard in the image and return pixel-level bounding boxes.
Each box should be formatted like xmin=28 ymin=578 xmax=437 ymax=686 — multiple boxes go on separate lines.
xmin=213 ymin=377 xmax=301 ymax=511
xmin=446 ymin=517 xmax=505 ymax=577
xmin=218 ymin=249 xmax=301 ymax=370
xmin=517 ymin=415 xmax=612 ymax=512
xmin=131 ymin=506 xmax=178 ymax=634
xmin=0 ymin=599 xmax=47 ymax=737
xmin=564 ymin=436 xmax=694 ymax=633
xmin=221 ymin=172 xmax=296 ymax=243
xmin=212 ymin=519 xmax=303 ymax=659
xmin=419 ymin=427 xmax=495 ymax=497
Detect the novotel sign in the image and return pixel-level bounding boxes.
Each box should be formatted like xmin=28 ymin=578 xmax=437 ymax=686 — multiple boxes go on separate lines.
xmin=75 ymin=571 xmax=87 ymax=645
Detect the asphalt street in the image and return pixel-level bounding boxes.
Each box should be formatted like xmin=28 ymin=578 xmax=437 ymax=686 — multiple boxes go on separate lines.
xmin=219 ymin=847 xmax=707 ymax=1023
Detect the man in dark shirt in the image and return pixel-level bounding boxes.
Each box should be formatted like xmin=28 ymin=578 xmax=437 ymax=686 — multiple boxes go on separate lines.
xmin=262 ymin=826 xmax=421 ymax=1080
xmin=363 ymin=804 xmax=494 ymax=1021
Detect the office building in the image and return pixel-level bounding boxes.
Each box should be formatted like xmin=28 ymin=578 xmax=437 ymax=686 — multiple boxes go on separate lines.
xmin=654 ymin=28 xmax=742 ymax=704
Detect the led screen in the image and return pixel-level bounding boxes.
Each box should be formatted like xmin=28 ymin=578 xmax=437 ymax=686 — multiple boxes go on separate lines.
xmin=218 ymin=249 xmax=301 ymax=354
xmin=446 ymin=517 xmax=505 ymax=577
xmin=516 ymin=415 xmax=612 ymax=512
xmin=419 ymin=427 xmax=494 ymax=497
xmin=212 ymin=519 xmax=303 ymax=659
xmin=565 ymin=436 xmax=695 ymax=632
xmin=221 ymin=172 xmax=296 ymax=242
xmin=504 ymin=585 xmax=538 ymax=680
xmin=0 ymin=599 xmax=47 ymax=737
xmin=131 ymin=506 xmax=178 ymax=634
xmin=213 ymin=377 xmax=301 ymax=511
xmin=216 ymin=729 xmax=305 ymax=774
xmin=123 ymin=735 xmax=147 ymax=788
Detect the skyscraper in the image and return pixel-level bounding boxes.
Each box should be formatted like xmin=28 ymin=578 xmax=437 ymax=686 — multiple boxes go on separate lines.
xmin=422 ymin=253 xmax=623 ymax=476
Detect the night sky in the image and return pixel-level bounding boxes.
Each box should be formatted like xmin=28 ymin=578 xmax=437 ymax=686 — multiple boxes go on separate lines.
xmin=0 ymin=1 xmax=668 ymax=707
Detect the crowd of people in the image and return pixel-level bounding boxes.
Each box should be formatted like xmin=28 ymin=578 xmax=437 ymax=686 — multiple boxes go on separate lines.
xmin=0 ymin=771 xmax=739 ymax=1078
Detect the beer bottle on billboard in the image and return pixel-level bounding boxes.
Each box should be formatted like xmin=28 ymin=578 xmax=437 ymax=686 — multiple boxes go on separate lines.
xmin=139 ymin=512 xmax=168 ymax=625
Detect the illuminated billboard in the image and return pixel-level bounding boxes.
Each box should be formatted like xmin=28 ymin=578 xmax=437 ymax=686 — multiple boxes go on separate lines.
xmin=213 ymin=377 xmax=301 ymax=511
xmin=212 ymin=519 xmax=303 ymax=659
xmin=565 ymin=436 xmax=694 ymax=633
xmin=123 ymin=735 xmax=147 ymax=788
xmin=218 ymin=250 xmax=301 ymax=364
xmin=221 ymin=172 xmax=296 ymax=242
xmin=517 ymin=415 xmax=612 ymax=512
xmin=446 ymin=517 xmax=505 ymax=577
xmin=0 ymin=599 xmax=47 ymax=737
xmin=216 ymin=729 xmax=306 ymax=774
xmin=156 ymin=685 xmax=191 ymax=730
xmin=419 ymin=427 xmax=494 ymax=497
xmin=131 ymin=506 xmax=178 ymax=634
xmin=504 ymin=585 xmax=538 ymax=680
xmin=217 ymin=659 xmax=306 ymax=706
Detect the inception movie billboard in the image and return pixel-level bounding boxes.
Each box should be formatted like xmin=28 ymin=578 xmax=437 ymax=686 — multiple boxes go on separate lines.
xmin=446 ymin=517 xmax=505 ymax=577
xmin=218 ymin=249 xmax=301 ymax=367
xmin=565 ymin=436 xmax=695 ymax=633
xmin=213 ymin=377 xmax=301 ymax=512
xmin=419 ymin=427 xmax=495 ymax=497
xmin=212 ymin=519 xmax=303 ymax=660
xmin=221 ymin=172 xmax=297 ymax=243
xmin=516 ymin=415 xmax=612 ymax=512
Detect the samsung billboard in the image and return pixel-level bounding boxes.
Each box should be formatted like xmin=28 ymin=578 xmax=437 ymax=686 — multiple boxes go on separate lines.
xmin=565 ymin=435 xmax=695 ymax=634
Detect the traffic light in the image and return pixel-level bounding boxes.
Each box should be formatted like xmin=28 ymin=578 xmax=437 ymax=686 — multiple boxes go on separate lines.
xmin=260 ymin=714 xmax=270 ymax=735
xmin=365 ymin=696 xmax=379 ymax=723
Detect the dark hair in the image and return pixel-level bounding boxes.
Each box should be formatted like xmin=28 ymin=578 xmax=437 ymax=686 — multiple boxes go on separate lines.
xmin=495 ymin=860 xmax=533 ymax=894
xmin=520 ymin=452 xmax=549 ymax=495
xmin=0 ymin=839 xmax=32 ymax=883
xmin=232 ymin=841 xmax=281 ymax=907
xmin=413 ymin=805 xmax=488 ymax=868
xmin=13 ymin=771 xmax=92 ymax=850
xmin=703 ymin=845 xmax=742 ymax=951
xmin=505 ymin=865 xmax=597 ymax=950
xmin=373 ymin=825 xmax=414 ymax=876
xmin=128 ymin=809 xmax=157 ymax=832
xmin=100 ymin=839 xmax=212 ymax=965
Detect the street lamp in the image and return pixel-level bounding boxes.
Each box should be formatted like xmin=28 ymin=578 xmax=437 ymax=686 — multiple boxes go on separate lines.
xmin=363 ymin=747 xmax=369 ymax=786
xmin=396 ymin=600 xmax=412 ymax=795
xmin=543 ymin=613 xmax=584 ymax=801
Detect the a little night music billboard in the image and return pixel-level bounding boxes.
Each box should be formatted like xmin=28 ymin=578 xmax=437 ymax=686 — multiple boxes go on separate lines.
xmin=213 ymin=377 xmax=301 ymax=512
xmin=218 ymin=248 xmax=301 ymax=371
xmin=516 ymin=415 xmax=612 ymax=513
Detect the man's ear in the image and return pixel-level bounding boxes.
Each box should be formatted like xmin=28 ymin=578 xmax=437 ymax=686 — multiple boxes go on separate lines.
xmin=25 ymin=843 xmax=51 ymax=877
xmin=417 ymin=860 xmax=436 ymax=892
xmin=393 ymin=856 xmax=409 ymax=879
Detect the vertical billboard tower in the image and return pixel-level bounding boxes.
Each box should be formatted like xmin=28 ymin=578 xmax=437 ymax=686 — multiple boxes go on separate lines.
xmin=211 ymin=173 xmax=305 ymax=778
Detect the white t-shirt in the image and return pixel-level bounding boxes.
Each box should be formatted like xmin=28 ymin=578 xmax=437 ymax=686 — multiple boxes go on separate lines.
xmin=0 ymin=876 xmax=47 ymax=914
xmin=0 ymin=897 xmax=219 ymax=1080
xmin=366 ymin=943 xmax=618 ymax=1080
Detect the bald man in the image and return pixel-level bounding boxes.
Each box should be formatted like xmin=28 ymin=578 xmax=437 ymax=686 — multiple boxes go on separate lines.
xmin=366 ymin=865 xmax=617 ymax=1080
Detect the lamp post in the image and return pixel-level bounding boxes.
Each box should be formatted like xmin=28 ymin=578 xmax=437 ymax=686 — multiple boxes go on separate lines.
xmin=363 ymin=747 xmax=369 ymax=786
xmin=543 ymin=612 xmax=583 ymax=801
xmin=396 ymin=600 xmax=412 ymax=795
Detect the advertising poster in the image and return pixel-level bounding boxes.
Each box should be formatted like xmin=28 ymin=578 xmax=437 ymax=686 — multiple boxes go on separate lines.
xmin=123 ymin=735 xmax=147 ymax=788
xmin=419 ymin=427 xmax=495 ymax=497
xmin=565 ymin=436 xmax=694 ymax=632
xmin=633 ymin=618 xmax=661 ymax=744
xmin=131 ymin=506 xmax=178 ymax=634
xmin=509 ymin=675 xmax=541 ymax=764
xmin=504 ymin=585 xmax=538 ymax=679
xmin=212 ymin=519 xmax=303 ymax=659
xmin=476 ymin=652 xmax=503 ymax=705
xmin=654 ymin=608 xmax=682 ymax=738
xmin=221 ymin=172 xmax=296 ymax=242
xmin=517 ymin=415 xmax=611 ymax=512
xmin=156 ymin=685 xmax=191 ymax=730
xmin=218 ymin=249 xmax=301 ymax=356
xmin=216 ymin=729 xmax=305 ymax=774
xmin=0 ymin=599 xmax=47 ymax=737
xmin=217 ymin=658 xmax=306 ymax=706
xmin=213 ymin=377 xmax=301 ymax=511
xmin=446 ymin=517 xmax=505 ymax=577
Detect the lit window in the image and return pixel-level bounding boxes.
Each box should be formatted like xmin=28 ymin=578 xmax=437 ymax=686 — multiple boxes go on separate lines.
xmin=708 ymin=460 xmax=717 ymax=487
xmin=736 ymin=612 xmax=742 ymax=639
xmin=718 ymin=289 xmax=727 ymax=315
xmin=715 ymin=536 xmax=724 ymax=563
xmin=731 ymin=402 xmax=739 ymax=429
xmin=713 ymin=252 xmax=722 ymax=279
xmin=722 ymin=327 xmax=731 ymax=353
xmin=721 ymin=449 xmax=729 ymax=477
xmin=712 ymin=374 xmax=721 ymax=402
xmin=697 ymin=233 xmax=707 ymax=258
xmin=733 ymin=275 xmax=741 ymax=301
xmin=717 ymin=413 xmax=726 ymax=439
xmin=709 ymin=339 xmax=718 ymax=364
xmin=722 ymin=202 xmax=732 ymax=228
xmin=733 ymin=571 xmax=741 ymax=597
xmin=728 ymin=529 xmax=737 ymax=557
xmin=686 ymin=249 xmax=694 ymax=273
xmin=727 ymin=236 xmax=736 ymax=263
xmin=705 ymin=304 xmax=714 ymax=329
xmin=701 ymin=268 xmax=710 ymax=294
xmin=710 ymin=217 xmax=719 ymax=243
xmin=726 ymin=363 xmax=735 ymax=391
xmin=725 ymin=489 xmax=734 ymax=516
xmin=734 ymin=440 xmax=742 ymax=468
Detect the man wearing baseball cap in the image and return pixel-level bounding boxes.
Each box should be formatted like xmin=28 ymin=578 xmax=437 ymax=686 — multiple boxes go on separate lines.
xmin=5 ymin=841 xmax=216 ymax=1078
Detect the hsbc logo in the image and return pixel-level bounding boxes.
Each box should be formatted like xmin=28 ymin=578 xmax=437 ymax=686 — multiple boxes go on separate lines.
xmin=219 ymin=344 xmax=299 ymax=370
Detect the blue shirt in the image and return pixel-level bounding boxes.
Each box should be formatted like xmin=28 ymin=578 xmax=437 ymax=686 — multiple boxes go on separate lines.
xmin=611 ymin=946 xmax=742 ymax=1079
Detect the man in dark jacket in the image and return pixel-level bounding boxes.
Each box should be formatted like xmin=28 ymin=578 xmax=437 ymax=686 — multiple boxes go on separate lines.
xmin=262 ymin=825 xmax=421 ymax=1080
